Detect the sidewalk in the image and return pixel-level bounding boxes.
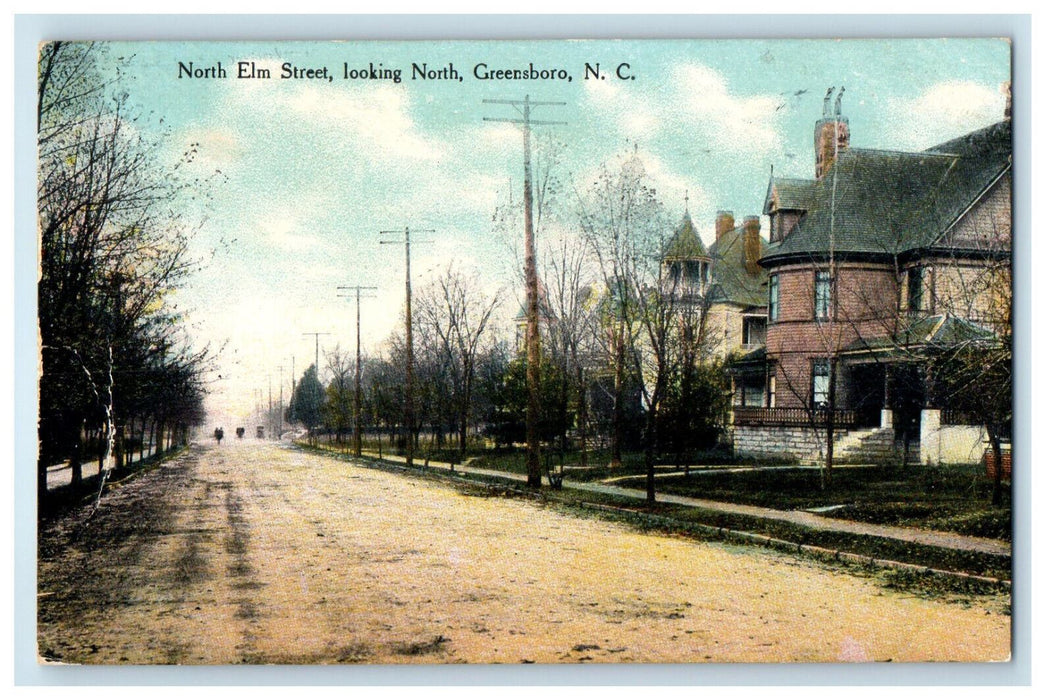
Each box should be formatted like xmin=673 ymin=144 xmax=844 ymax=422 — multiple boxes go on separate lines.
xmin=355 ymin=449 xmax=1011 ymax=559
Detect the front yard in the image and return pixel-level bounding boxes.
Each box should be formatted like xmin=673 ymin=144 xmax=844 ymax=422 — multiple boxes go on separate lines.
xmin=616 ymin=463 xmax=1010 ymax=541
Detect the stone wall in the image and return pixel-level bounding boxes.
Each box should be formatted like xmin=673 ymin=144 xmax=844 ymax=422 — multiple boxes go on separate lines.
xmin=734 ymin=424 xmax=903 ymax=464
xmin=919 ymin=409 xmax=988 ymax=465
xmin=733 ymin=424 xmax=848 ymax=462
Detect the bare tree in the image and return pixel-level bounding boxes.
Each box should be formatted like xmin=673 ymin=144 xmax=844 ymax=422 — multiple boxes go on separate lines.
xmin=417 ymin=266 xmax=503 ymax=459
xmin=576 ymin=146 xmax=663 ymax=471
xmin=37 ymin=42 xmax=212 ymax=504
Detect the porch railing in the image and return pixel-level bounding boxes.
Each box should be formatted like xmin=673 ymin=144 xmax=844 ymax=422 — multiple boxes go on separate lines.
xmin=733 ymin=406 xmax=859 ymax=428
xmin=940 ymin=409 xmax=984 ymax=426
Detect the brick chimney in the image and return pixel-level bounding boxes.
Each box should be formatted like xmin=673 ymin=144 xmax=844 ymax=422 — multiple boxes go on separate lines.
xmin=743 ymin=216 xmax=761 ymax=274
xmin=715 ymin=211 xmax=735 ymax=242
xmin=814 ymin=87 xmax=850 ymax=178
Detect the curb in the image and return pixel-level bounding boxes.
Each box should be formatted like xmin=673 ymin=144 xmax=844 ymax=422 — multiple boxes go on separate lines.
xmin=298 ymin=443 xmax=1013 ymax=591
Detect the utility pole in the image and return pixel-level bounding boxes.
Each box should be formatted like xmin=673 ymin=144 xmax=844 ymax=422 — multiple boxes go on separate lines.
xmin=380 ymin=226 xmax=434 ymax=470
xmin=268 ymin=376 xmax=273 ymax=440
xmin=302 ymin=332 xmax=332 ymax=378
xmin=483 ymin=95 xmax=566 ymax=488
xmin=277 ymin=364 xmax=284 ymax=440
xmin=338 ymin=285 xmax=378 ymax=457
xmin=289 ymin=356 xmax=296 ymax=425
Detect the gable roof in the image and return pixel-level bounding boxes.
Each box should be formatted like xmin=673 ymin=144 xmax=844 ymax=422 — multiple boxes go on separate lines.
xmin=765 ymin=177 xmax=815 ymax=214
xmin=761 ymin=119 xmax=1011 ymax=266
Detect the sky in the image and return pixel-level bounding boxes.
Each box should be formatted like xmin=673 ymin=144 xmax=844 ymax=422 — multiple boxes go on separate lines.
xmin=84 ymin=38 xmax=1011 ymax=426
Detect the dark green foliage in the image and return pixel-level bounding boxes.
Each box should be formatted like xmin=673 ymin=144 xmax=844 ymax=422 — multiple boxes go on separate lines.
xmin=484 ymin=355 xmax=565 ymax=447
xmin=657 ymin=360 xmax=730 ymax=453
xmin=291 ymin=365 xmax=326 ymax=430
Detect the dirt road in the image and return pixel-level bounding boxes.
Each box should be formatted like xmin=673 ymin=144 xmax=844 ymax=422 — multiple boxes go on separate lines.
xmin=37 ymin=441 xmax=1010 ymax=664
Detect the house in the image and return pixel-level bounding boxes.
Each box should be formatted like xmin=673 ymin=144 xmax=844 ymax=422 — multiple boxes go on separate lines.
xmin=660 ymin=210 xmax=771 ymax=371
xmin=731 ymin=92 xmax=1011 ymax=464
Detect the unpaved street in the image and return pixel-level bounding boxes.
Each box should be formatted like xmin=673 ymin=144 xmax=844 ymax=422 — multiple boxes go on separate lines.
xmin=37 ymin=441 xmax=1010 ymax=664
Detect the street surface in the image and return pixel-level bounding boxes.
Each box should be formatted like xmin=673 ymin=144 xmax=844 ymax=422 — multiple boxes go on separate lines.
xmin=37 ymin=440 xmax=1010 ymax=664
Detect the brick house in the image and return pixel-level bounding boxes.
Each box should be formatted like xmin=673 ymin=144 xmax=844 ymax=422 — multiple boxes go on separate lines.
xmin=731 ymin=95 xmax=1011 ymax=464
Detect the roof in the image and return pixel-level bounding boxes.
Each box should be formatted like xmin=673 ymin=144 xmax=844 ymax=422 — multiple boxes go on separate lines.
xmin=706 ymin=223 xmax=771 ymax=307
xmin=760 ymin=119 xmax=1011 ymax=266
xmin=765 ymin=177 xmax=815 ymax=214
xmin=841 ymin=314 xmax=995 ymax=355
xmin=662 ymin=213 xmax=708 ymax=260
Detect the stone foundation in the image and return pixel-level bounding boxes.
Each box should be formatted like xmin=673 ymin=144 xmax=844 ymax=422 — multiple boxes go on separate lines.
xmin=733 ymin=424 xmax=903 ymax=464
xmin=733 ymin=425 xmax=848 ymax=462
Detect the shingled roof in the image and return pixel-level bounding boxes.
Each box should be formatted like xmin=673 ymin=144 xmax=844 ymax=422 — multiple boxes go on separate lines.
xmin=662 ymin=213 xmax=708 ymax=260
xmin=761 ymin=119 xmax=1011 ymax=265
xmin=707 ymin=223 xmax=770 ymax=307
xmin=841 ymin=314 xmax=995 ymax=356
xmin=764 ymin=177 xmax=815 ymax=213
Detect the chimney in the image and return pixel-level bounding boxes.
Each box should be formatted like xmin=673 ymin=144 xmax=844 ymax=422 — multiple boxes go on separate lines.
xmin=743 ymin=216 xmax=761 ymax=274
xmin=715 ymin=211 xmax=735 ymax=241
xmin=814 ymin=87 xmax=850 ymax=178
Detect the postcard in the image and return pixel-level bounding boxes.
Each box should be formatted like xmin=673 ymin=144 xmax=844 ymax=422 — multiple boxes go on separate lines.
xmin=34 ymin=36 xmax=1013 ymax=666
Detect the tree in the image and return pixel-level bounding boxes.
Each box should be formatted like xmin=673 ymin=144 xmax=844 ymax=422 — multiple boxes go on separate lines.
xmin=37 ymin=42 xmax=210 ymax=505
xmin=291 ymin=365 xmax=325 ymax=434
xmin=539 ymin=231 xmax=602 ymax=469
xmin=577 ymin=145 xmax=664 ymax=473
xmin=416 ymin=266 xmax=503 ymax=459
xmin=322 ymin=346 xmax=355 ymax=444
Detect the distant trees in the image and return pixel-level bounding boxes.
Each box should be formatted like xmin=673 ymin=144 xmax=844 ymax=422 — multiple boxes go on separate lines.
xmin=322 ymin=147 xmax=730 ymax=485
xmin=291 ymin=365 xmax=326 ymax=433
xmin=37 ymin=42 xmax=210 ymax=504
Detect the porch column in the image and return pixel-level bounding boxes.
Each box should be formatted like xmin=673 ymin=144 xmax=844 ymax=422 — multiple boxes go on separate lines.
xmin=880 ymin=364 xmax=894 ymax=429
xmin=919 ymin=363 xmax=942 ymax=464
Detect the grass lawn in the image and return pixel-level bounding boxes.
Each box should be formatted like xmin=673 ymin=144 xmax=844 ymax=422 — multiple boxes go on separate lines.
xmin=616 ymin=463 xmax=1010 ymax=541
xmin=315 ymin=438 xmax=1010 ymax=543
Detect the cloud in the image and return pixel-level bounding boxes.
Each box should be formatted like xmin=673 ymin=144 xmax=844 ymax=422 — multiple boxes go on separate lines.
xmin=886 ymin=81 xmax=1005 ymax=150
xmin=282 ymin=84 xmax=446 ymax=162
xmin=583 ymin=62 xmax=784 ymax=155
xmin=676 ymin=64 xmax=783 ymax=152
xmin=259 ymin=212 xmax=321 ymax=252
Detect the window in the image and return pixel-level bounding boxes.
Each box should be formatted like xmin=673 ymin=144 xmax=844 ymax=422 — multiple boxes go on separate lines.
xmin=741 ymin=316 xmax=766 ymax=346
xmin=907 ymin=266 xmax=930 ymax=313
xmin=812 ymin=359 xmax=830 ymax=408
xmin=768 ymin=274 xmax=780 ymax=321
xmin=815 ymin=270 xmax=832 ymax=320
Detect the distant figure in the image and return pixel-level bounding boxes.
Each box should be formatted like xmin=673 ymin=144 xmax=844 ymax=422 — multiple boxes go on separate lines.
xmin=214 ymin=427 xmax=224 ymax=444
xmin=236 ymin=427 xmax=245 ymax=439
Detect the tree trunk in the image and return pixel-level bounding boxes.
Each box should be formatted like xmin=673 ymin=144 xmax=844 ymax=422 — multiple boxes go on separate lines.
xmin=611 ymin=327 xmax=625 ymax=471
xmin=69 ymin=421 xmax=84 ymax=486
xmin=988 ymin=423 xmax=1005 ymax=507
xmin=644 ymin=407 xmax=657 ymax=505
xmin=577 ymin=367 xmax=588 ymax=469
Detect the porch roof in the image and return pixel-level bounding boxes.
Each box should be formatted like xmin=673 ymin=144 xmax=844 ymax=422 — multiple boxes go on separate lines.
xmin=840 ymin=314 xmax=995 ymax=357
